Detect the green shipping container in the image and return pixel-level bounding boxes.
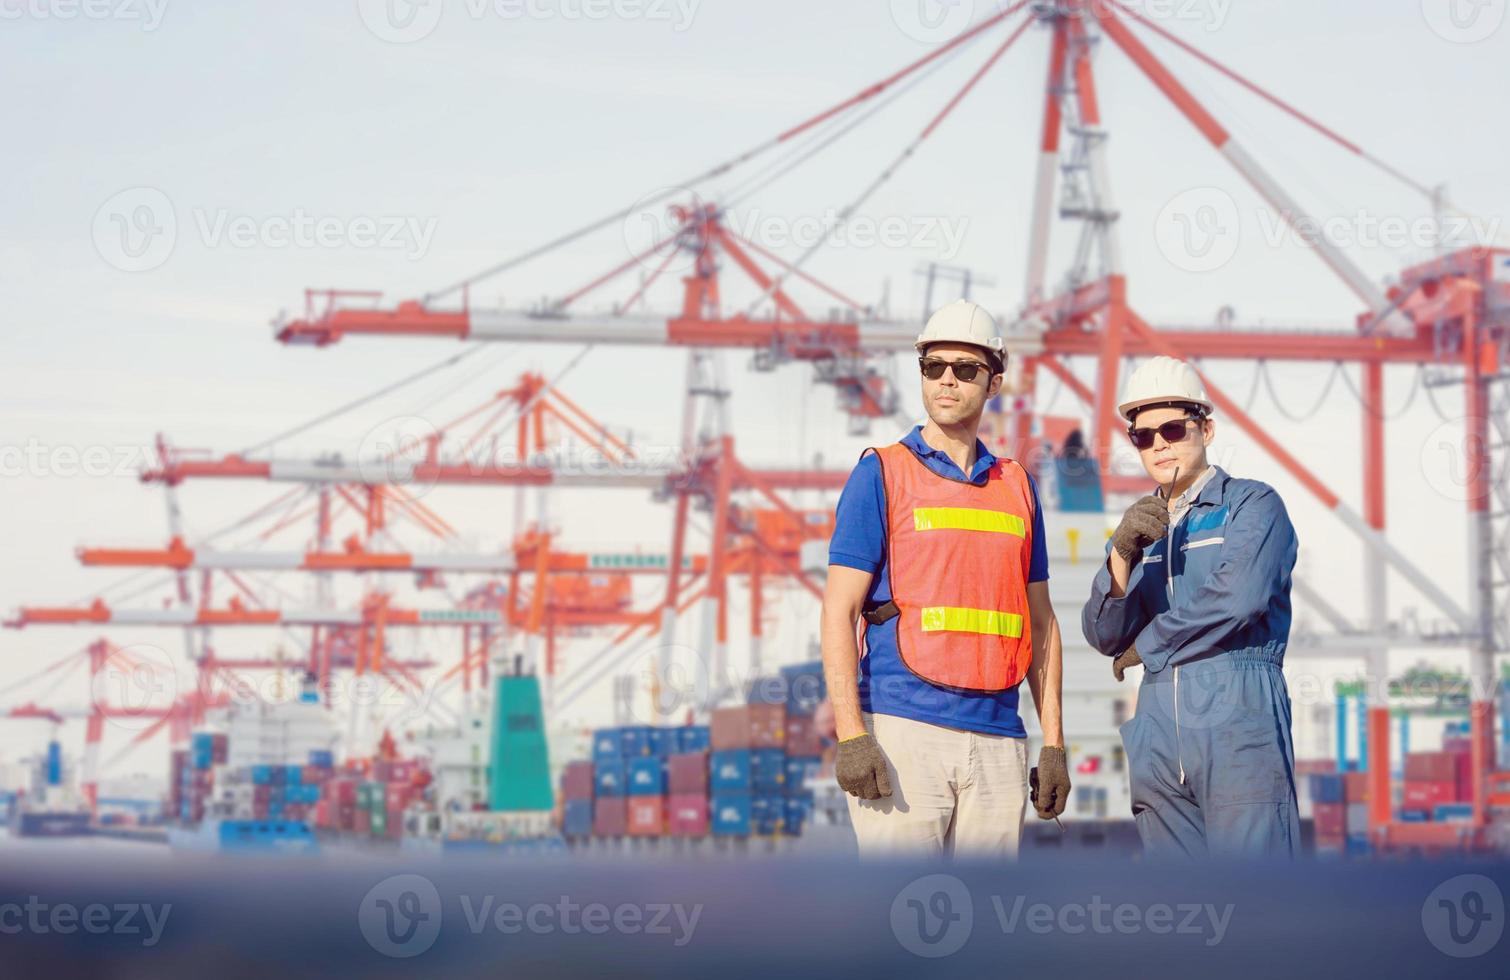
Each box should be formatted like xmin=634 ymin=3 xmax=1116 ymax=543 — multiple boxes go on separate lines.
xmin=370 ymin=809 xmax=387 ymax=836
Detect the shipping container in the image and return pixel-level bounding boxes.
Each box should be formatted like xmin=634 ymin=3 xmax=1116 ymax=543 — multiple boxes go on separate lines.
xmin=751 ymin=748 xmax=785 ymax=793
xmin=677 ymin=725 xmax=711 ymax=754
xmin=667 ymin=794 xmax=709 ymax=837
xmin=666 ymin=752 xmax=708 ymax=795
xmin=560 ymin=761 xmax=595 ymax=801
xmin=563 ymin=799 xmax=594 ymax=838
xmin=628 ymin=757 xmax=666 ymax=795
xmin=592 ymin=728 xmax=622 ymax=763
xmin=594 ymin=758 xmax=627 ymax=797
xmin=593 ymin=797 xmax=628 ymax=837
xmin=780 ymin=661 xmax=826 ymax=716
xmin=711 ymin=750 xmax=752 ymax=792
xmin=627 ymin=796 xmax=666 ymax=836
xmin=711 ymin=793 xmax=752 ymax=836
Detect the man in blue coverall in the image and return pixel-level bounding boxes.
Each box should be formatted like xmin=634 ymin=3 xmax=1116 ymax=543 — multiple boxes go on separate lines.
xmin=1082 ymin=356 xmax=1301 ymax=859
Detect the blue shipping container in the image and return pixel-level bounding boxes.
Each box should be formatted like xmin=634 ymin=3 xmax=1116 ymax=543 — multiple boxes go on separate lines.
xmin=711 ymin=793 xmax=752 ymax=836
xmin=783 ymin=795 xmax=813 ymax=836
xmin=251 ymin=766 xmax=274 ymax=785
xmin=710 ymin=750 xmax=752 ymax=792
xmin=563 ymin=799 xmax=594 ymax=838
xmin=781 ymin=661 xmax=826 ymax=716
xmin=620 ymin=726 xmax=654 ymax=758
xmin=751 ymin=748 xmax=786 ymax=793
xmin=629 ymin=757 xmax=666 ymax=794
xmin=286 ymin=765 xmax=303 ymax=785
xmin=784 ymin=755 xmax=821 ymax=793
xmin=309 ymin=750 xmax=334 ymax=768
xmin=592 ymin=728 xmax=622 ymax=763
xmin=752 ymin=794 xmax=783 ymax=835
xmin=1434 ymin=803 xmax=1474 ymax=822
xmin=1310 ymin=774 xmax=1344 ymax=804
xmin=1399 ymin=809 xmax=1430 ymax=823
xmin=648 ymin=727 xmax=678 ymax=759
xmin=595 ymin=758 xmax=628 ymax=797
xmin=677 ymin=726 xmax=711 ymax=754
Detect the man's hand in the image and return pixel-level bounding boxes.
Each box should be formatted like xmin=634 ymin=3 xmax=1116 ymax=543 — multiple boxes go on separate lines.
xmin=1029 ymin=746 xmax=1070 ymax=819
xmin=1112 ymin=645 xmax=1143 ymax=682
xmin=1110 ymin=495 xmax=1170 ymax=562
xmin=835 ymin=733 xmax=892 ymax=800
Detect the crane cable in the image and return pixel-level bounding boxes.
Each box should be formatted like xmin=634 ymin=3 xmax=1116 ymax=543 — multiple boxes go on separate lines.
xmin=1258 ymin=359 xmax=1345 ymax=422
xmin=421 ymin=4 xmax=1029 ymax=304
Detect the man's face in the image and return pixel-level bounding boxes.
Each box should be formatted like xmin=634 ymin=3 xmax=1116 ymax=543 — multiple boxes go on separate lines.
xmin=1130 ymin=404 xmax=1213 ymax=486
xmin=920 ymin=343 xmax=1001 ymax=427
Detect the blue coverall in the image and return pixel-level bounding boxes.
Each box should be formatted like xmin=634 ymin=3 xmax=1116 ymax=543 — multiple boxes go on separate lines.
xmin=1081 ymin=466 xmax=1301 ymax=859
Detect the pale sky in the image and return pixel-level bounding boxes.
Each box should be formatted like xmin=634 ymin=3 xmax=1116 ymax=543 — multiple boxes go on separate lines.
xmin=2 ymin=0 xmax=1507 ymax=780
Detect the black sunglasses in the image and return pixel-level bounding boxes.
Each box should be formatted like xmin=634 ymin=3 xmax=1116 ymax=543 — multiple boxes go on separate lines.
xmin=919 ymin=356 xmax=994 ymax=384
xmin=1127 ymin=416 xmax=1203 ymax=451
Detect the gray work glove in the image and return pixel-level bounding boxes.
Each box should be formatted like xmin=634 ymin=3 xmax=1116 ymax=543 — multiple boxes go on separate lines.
xmin=835 ymin=733 xmax=893 ymax=800
xmin=1111 ymin=495 xmax=1170 ymax=562
xmin=1030 ymin=746 xmax=1070 ymax=819
xmin=1112 ymin=645 xmax=1143 ymax=682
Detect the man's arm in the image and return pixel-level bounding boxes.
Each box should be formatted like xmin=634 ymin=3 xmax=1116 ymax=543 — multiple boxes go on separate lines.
xmin=1133 ymin=488 xmax=1298 ymax=673
xmin=1025 ymin=581 xmax=1063 ymax=747
xmin=821 ymin=565 xmax=874 ymax=742
xmin=1082 ymin=549 xmax=1152 ymax=657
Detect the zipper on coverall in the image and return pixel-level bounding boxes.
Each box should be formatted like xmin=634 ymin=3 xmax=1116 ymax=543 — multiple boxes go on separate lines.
xmin=1167 ymin=525 xmax=1185 ymax=785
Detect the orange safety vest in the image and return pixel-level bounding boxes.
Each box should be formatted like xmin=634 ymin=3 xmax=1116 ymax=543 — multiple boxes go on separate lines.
xmin=871 ymin=441 xmax=1036 ymax=693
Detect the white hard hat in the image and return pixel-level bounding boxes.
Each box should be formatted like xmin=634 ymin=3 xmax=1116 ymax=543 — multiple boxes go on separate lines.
xmin=915 ymin=300 xmax=1005 ymax=367
xmin=1117 ymin=356 xmax=1215 ymax=422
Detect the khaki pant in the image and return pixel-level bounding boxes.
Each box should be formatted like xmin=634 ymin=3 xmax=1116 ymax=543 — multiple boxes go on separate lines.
xmin=846 ymin=712 xmax=1029 ymax=859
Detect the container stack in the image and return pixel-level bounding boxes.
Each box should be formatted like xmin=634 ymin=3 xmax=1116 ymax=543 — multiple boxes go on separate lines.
xmin=1309 ymin=773 xmax=1346 ymax=854
xmin=560 ymin=661 xmax=828 ymax=846
xmin=1402 ymin=744 xmax=1475 ymax=823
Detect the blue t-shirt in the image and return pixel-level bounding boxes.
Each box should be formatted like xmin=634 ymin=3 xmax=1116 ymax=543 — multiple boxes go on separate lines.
xmin=828 ymin=425 xmax=1049 ymax=737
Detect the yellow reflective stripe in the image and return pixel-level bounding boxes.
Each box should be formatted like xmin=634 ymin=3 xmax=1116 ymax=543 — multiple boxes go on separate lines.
xmin=920 ymin=606 xmax=1024 ymax=638
xmin=912 ymin=507 xmax=1026 ymax=537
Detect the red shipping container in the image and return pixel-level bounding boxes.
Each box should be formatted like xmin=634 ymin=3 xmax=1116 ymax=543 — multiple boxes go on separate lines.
xmin=1342 ymin=772 xmax=1370 ymax=803
xmin=386 ymin=786 xmax=411 ymax=813
xmin=711 ymin=706 xmax=753 ymax=750
xmin=749 ymin=704 xmax=785 ymax=748
xmin=1456 ymin=754 xmax=1474 ymax=802
xmin=1312 ymin=801 xmax=1346 ymax=838
xmin=593 ymin=797 xmax=628 ymax=837
xmin=328 ymin=779 xmax=357 ymax=804
xmin=1404 ymin=751 xmax=1458 ymax=783
xmin=389 ymin=761 xmax=415 ymax=783
xmin=626 ymin=796 xmax=666 ymax=836
xmin=667 ymin=794 xmax=709 ymax=837
xmin=1404 ymin=780 xmax=1457 ymax=809
xmin=314 ymin=801 xmax=330 ymax=828
xmin=1442 ymin=736 xmax=1472 ymax=754
xmin=372 ymin=761 xmax=395 ymax=783
xmin=561 ymin=761 xmax=595 ymax=800
xmin=666 ymin=753 xmax=708 ymax=795
xmin=785 ymin=715 xmax=823 ymax=756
